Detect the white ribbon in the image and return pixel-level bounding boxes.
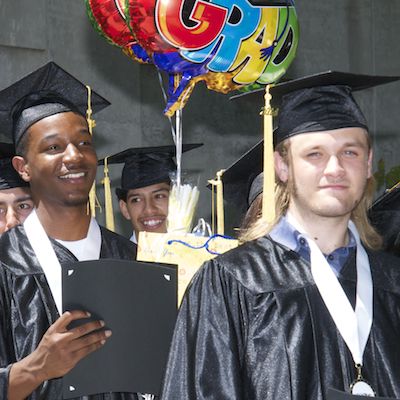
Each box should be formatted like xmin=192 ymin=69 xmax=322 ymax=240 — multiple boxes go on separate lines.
xmin=24 ymin=209 xmax=101 ymax=315
xmin=286 ymin=213 xmax=373 ymax=366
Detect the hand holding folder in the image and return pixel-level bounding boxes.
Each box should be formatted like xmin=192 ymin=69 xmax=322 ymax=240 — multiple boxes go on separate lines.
xmin=61 ymin=259 xmax=177 ymax=398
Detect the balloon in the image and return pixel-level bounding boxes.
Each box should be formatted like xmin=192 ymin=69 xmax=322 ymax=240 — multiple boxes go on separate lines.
xmin=126 ymin=0 xmax=176 ymax=53
xmin=146 ymin=0 xmax=299 ymax=114
xmin=166 ymin=0 xmax=299 ymax=86
xmin=86 ymin=0 xmax=134 ymax=47
xmin=86 ymin=0 xmax=299 ymax=116
xmin=86 ymin=0 xmax=151 ymax=63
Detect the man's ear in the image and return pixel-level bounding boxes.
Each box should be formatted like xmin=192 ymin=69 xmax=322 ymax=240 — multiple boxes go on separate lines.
xmin=12 ymin=156 xmax=31 ymax=182
xmin=119 ymin=199 xmax=131 ymax=220
xmin=367 ymin=149 xmax=373 ymax=179
xmin=274 ymin=151 xmax=289 ymax=182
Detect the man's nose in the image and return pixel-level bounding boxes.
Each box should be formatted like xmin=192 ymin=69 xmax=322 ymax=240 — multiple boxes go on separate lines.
xmin=324 ymin=155 xmax=345 ymax=178
xmin=4 ymin=208 xmax=20 ymax=232
xmin=63 ymin=143 xmax=83 ymax=163
xmin=143 ymin=198 xmax=158 ymax=214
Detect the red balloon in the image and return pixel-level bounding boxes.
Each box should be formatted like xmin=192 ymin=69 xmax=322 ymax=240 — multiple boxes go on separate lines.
xmin=126 ymin=0 xmax=176 ymax=53
xmin=87 ymin=0 xmax=135 ymax=47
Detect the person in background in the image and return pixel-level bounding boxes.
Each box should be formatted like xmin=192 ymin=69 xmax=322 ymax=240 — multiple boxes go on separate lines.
xmin=0 ymin=142 xmax=33 ymax=234
xmin=368 ymin=183 xmax=400 ymax=257
xmin=239 ymin=172 xmax=263 ymax=237
xmin=217 ymin=139 xmax=263 ymax=237
xmin=100 ymin=144 xmax=201 ymax=243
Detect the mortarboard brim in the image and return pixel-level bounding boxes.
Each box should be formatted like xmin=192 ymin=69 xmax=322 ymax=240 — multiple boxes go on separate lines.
xmin=231 ymin=70 xmax=400 ymax=102
xmin=231 ymin=71 xmax=400 ymax=146
xmin=98 ymin=143 xmax=203 ymax=166
xmin=98 ymin=143 xmax=203 ymax=195
xmin=0 ymin=62 xmax=110 ymax=146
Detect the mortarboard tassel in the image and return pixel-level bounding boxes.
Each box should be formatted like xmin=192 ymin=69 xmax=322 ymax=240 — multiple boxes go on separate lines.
xmin=86 ymin=85 xmax=98 ymax=218
xmin=102 ymin=156 xmax=115 ymax=232
xmin=261 ymin=85 xmax=277 ymax=224
xmin=208 ymin=169 xmax=225 ymax=235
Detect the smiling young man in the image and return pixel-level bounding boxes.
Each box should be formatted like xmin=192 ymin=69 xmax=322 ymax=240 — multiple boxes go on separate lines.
xmin=160 ymin=72 xmax=400 ymax=400
xmin=0 ymin=62 xmax=141 ymax=400
xmin=101 ymin=144 xmax=201 ymax=243
xmin=0 ymin=143 xmax=33 ymax=234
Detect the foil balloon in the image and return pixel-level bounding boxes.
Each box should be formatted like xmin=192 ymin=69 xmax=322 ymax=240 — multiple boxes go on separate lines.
xmin=156 ymin=0 xmax=299 ymax=86
xmin=126 ymin=0 xmax=217 ymax=115
xmin=87 ymin=0 xmax=299 ymax=116
xmin=86 ymin=0 xmax=150 ymax=63
xmin=86 ymin=0 xmax=134 ymax=47
xmin=126 ymin=0 xmax=176 ymax=53
xmin=152 ymin=0 xmax=299 ymax=115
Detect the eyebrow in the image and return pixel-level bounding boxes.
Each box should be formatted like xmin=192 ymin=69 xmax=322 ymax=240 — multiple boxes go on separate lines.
xmin=14 ymin=195 xmax=33 ymax=203
xmin=303 ymin=140 xmax=367 ymax=151
xmin=152 ymin=188 xmax=170 ymax=194
xmin=0 ymin=195 xmax=32 ymax=206
xmin=40 ymin=128 xmax=91 ymax=142
xmin=127 ymin=187 xmax=170 ymax=198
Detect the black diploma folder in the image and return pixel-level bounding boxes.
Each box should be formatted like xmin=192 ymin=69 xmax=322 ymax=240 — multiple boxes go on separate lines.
xmin=61 ymin=259 xmax=177 ymax=398
xmin=327 ymin=388 xmax=399 ymax=400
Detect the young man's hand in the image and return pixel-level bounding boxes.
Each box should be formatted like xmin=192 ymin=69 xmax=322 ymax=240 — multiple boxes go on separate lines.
xmin=8 ymin=310 xmax=111 ymax=400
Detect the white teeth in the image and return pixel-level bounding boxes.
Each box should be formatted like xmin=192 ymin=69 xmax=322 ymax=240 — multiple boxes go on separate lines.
xmin=60 ymin=172 xmax=85 ymax=179
xmin=143 ymin=219 xmax=162 ymax=227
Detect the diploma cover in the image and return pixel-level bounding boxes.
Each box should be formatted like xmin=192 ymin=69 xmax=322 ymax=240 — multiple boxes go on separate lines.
xmin=61 ymin=259 xmax=177 ymax=398
xmin=327 ymin=388 xmax=399 ymax=400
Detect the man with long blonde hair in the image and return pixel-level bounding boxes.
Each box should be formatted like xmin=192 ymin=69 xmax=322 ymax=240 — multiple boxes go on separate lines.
xmin=160 ymin=72 xmax=400 ymax=400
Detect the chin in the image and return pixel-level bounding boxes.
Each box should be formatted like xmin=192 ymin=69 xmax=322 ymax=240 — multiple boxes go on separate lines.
xmin=313 ymin=204 xmax=354 ymax=218
xmin=63 ymin=196 xmax=90 ymax=207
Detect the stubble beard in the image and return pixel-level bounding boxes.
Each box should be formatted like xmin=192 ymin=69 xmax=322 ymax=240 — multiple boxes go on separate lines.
xmin=289 ymin=177 xmax=366 ymax=220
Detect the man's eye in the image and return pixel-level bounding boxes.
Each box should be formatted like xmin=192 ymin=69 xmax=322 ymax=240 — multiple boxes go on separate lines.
xmin=130 ymin=197 xmax=141 ymax=204
xmin=19 ymin=202 xmax=33 ymax=210
xmin=306 ymin=152 xmax=321 ymax=158
xmin=155 ymin=193 xmax=168 ymax=200
xmin=79 ymin=140 xmax=93 ymax=147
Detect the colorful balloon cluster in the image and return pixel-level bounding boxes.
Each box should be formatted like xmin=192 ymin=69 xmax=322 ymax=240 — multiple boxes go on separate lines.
xmin=86 ymin=0 xmax=299 ymax=116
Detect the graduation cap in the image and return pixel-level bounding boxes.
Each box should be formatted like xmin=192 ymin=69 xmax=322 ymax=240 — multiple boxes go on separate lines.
xmin=232 ymin=70 xmax=400 ymax=146
xmin=0 ymin=142 xmax=29 ymax=190
xmin=99 ymin=143 xmax=203 ymax=198
xmin=368 ymin=183 xmax=400 ymax=256
xmin=0 ymin=61 xmax=110 ymax=147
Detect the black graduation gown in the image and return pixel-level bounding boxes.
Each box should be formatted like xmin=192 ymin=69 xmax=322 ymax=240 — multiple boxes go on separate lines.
xmin=160 ymin=235 xmax=400 ymax=400
xmin=0 ymin=224 xmax=143 ymax=400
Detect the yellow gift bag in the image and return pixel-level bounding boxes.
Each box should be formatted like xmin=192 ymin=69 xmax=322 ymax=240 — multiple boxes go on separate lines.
xmin=137 ymin=232 xmax=238 ymax=306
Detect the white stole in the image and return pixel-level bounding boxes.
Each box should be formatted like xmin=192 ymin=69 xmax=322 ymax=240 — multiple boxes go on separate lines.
xmin=286 ymin=212 xmax=373 ymax=367
xmin=24 ymin=209 xmax=101 ymax=315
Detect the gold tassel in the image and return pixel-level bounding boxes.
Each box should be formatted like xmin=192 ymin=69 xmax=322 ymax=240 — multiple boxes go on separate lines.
xmin=210 ymin=180 xmax=216 ymax=235
xmin=102 ymin=157 xmax=115 ymax=232
xmin=208 ymin=169 xmax=225 ymax=235
xmin=101 ymin=157 xmax=115 ymax=232
xmin=260 ymin=85 xmax=277 ymax=224
xmin=86 ymin=85 xmax=97 ymax=217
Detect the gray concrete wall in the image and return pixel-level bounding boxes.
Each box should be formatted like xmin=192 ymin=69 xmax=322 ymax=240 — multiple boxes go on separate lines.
xmin=1 ymin=0 xmax=399 ymax=236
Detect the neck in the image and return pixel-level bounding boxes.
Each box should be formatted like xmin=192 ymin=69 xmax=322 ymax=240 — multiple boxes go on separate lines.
xmin=35 ymin=203 xmax=91 ymax=241
xmin=287 ymin=206 xmax=350 ymax=254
